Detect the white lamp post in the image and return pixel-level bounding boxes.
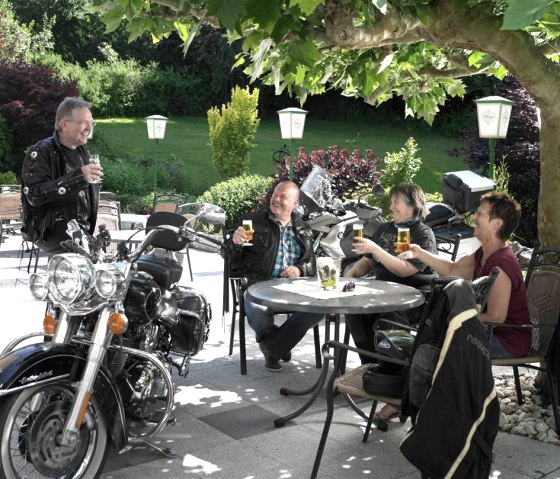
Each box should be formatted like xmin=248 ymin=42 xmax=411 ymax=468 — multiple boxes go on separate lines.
xmin=474 ymin=96 xmax=513 ymax=179
xmin=146 ymin=115 xmax=168 ymax=192
xmin=277 ymin=107 xmax=308 ymax=180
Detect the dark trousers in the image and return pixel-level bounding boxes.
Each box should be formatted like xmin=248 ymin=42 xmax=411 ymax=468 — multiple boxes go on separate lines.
xmin=346 ymin=307 xmax=422 ymax=364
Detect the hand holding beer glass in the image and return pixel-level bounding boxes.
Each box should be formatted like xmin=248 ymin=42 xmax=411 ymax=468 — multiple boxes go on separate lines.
xmin=242 ymin=219 xmax=254 ymax=246
xmin=352 ymin=223 xmax=364 ymax=239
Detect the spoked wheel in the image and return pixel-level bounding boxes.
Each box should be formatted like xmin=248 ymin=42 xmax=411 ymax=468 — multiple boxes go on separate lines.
xmin=0 ymin=382 xmax=108 ymax=479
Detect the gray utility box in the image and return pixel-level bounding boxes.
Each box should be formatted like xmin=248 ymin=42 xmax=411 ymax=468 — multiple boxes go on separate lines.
xmin=443 ymin=170 xmax=495 ymax=214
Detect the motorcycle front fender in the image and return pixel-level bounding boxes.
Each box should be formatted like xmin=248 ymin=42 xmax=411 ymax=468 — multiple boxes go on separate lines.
xmin=0 ymin=342 xmax=127 ymax=451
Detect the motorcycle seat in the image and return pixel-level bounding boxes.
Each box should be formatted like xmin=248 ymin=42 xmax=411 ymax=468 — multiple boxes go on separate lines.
xmin=137 ymin=254 xmax=182 ymax=289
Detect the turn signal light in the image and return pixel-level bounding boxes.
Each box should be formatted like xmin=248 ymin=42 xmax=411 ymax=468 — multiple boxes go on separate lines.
xmin=108 ymin=312 xmax=128 ymax=335
xmin=43 ymin=314 xmax=57 ymax=335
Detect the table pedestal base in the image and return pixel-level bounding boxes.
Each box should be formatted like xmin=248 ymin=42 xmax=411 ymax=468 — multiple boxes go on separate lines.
xmin=274 ymin=314 xmax=347 ymax=428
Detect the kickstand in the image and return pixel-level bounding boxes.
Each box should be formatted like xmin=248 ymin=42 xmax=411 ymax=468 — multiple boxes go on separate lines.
xmin=120 ymin=441 xmax=179 ymax=459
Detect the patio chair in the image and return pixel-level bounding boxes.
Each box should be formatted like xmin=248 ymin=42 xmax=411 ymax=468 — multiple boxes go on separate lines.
xmin=489 ymin=246 xmax=560 ymax=433
xmin=152 ymin=193 xmax=188 ymax=214
xmin=222 ymin=227 xmax=322 ymax=375
xmin=0 ymin=190 xmax=22 ymax=245
xmin=435 ymin=232 xmax=461 ymax=261
xmin=312 ymin=275 xmax=500 ymax=479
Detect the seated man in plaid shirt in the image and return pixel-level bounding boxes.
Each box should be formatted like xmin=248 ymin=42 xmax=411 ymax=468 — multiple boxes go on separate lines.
xmin=227 ymin=181 xmax=323 ymax=372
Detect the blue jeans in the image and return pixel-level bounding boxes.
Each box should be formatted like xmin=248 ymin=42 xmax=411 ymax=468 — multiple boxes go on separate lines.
xmin=489 ymin=333 xmax=514 ymax=359
xmin=244 ymin=298 xmax=324 ymax=360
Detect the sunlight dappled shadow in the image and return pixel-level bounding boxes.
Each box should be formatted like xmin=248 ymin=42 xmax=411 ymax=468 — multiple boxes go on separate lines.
xmin=174 ymin=384 xmax=243 ymax=408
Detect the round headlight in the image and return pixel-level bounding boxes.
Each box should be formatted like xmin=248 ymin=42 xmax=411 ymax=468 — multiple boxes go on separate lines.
xmin=95 ymin=269 xmax=118 ymax=298
xmin=47 ymin=254 xmax=95 ymax=304
xmin=29 ymin=273 xmax=48 ymax=300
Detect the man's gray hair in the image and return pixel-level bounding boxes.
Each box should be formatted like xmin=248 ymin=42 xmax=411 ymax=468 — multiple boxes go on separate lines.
xmin=54 ymin=97 xmax=92 ymax=132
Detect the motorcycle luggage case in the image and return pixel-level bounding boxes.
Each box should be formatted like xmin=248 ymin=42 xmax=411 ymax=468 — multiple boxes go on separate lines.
xmin=169 ymin=286 xmax=211 ymax=356
xmin=442 ymin=170 xmax=495 ymax=214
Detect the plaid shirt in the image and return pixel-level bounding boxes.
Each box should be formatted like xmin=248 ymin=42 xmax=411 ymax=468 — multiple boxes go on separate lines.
xmin=271 ymin=222 xmax=302 ymax=278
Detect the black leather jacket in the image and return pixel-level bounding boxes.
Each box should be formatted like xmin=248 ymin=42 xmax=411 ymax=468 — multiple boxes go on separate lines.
xmin=21 ymin=131 xmax=99 ymax=251
xmin=227 ymin=210 xmax=316 ymax=287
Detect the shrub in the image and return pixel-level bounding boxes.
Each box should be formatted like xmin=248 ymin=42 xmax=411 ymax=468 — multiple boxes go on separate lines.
xmin=56 ymin=59 xmax=144 ymax=117
xmin=367 ymin=137 xmax=423 ymax=216
xmin=101 ymin=157 xmax=149 ymax=204
xmin=0 ymin=62 xmax=78 ymax=175
xmin=198 ymin=175 xmax=272 ymax=229
xmin=208 ymin=86 xmax=260 ymax=179
xmin=0 ymin=117 xmax=12 ymax=171
xmin=262 ymin=145 xmax=382 ymax=209
xmin=136 ymin=66 xmax=208 ymax=116
xmin=0 ymin=170 xmax=17 ymax=184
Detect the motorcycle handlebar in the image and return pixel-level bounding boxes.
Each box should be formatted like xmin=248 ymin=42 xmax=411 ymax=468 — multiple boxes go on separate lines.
xmin=119 ymin=224 xmax=223 ymax=262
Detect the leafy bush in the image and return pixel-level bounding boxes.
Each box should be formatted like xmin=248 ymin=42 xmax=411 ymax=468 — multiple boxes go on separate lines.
xmin=367 ymin=137 xmax=423 ymax=216
xmin=101 ymin=157 xmax=149 ymax=206
xmin=0 ymin=117 xmax=12 ymax=171
xmin=262 ymin=145 xmax=382 ymax=209
xmin=0 ymin=62 xmax=78 ymax=174
xmin=198 ymin=175 xmax=272 ymax=229
xmin=56 ymin=59 xmax=144 ymax=117
xmin=208 ymin=86 xmax=260 ymax=179
xmin=0 ymin=170 xmax=17 ymax=184
xmin=136 ymin=66 xmax=208 ymax=116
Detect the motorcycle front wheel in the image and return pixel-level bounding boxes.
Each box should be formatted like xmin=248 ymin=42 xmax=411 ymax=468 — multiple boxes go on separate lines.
xmin=0 ymin=382 xmax=109 ymax=479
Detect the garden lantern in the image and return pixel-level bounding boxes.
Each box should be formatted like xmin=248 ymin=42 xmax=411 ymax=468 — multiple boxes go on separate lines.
xmin=474 ymin=96 xmax=513 ymax=179
xmin=277 ymin=108 xmax=308 ymax=180
xmin=146 ymin=115 xmax=168 ymax=192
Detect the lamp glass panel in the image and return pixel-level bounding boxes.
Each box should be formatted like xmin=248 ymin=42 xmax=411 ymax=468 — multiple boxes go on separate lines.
xmin=497 ymin=103 xmax=512 ymax=138
xmin=476 ymin=103 xmax=501 ymax=138
xmin=291 ymin=114 xmax=306 ymax=139
xmin=279 ymin=113 xmax=293 ymax=139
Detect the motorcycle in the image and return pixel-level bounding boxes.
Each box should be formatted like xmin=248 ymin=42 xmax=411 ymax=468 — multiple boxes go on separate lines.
xmin=299 ymin=165 xmax=387 ymax=266
xmin=0 ymin=202 xmax=225 ymax=478
xmin=299 ymin=165 xmax=486 ymax=266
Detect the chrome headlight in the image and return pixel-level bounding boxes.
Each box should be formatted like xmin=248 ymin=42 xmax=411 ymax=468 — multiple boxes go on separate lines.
xmin=29 ymin=273 xmax=48 ymax=300
xmin=95 ymin=267 xmax=123 ymax=299
xmin=47 ymin=254 xmax=95 ymax=304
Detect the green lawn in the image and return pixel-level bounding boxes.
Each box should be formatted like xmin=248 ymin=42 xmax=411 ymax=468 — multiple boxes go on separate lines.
xmin=94 ymin=117 xmax=468 ymax=197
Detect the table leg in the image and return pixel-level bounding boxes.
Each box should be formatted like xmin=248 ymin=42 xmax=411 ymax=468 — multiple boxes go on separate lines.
xmin=274 ymin=314 xmax=339 ymax=428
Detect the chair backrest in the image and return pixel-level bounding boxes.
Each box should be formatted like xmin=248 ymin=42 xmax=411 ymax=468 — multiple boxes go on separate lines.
xmin=0 ymin=191 xmax=21 ymax=221
xmin=98 ymin=202 xmax=121 ymax=229
xmin=99 ymin=191 xmax=118 ymax=202
xmin=152 ymin=194 xmax=187 ymax=214
xmin=526 ymin=269 xmax=560 ymax=355
xmin=436 ymin=233 xmax=461 ymax=262
xmin=471 ymin=267 xmax=499 ymax=313
xmin=146 ymin=211 xmax=188 ymax=251
xmin=525 ymin=246 xmax=560 ymax=287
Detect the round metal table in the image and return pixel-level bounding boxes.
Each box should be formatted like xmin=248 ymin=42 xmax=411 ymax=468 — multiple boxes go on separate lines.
xmin=246 ymin=277 xmax=424 ymax=427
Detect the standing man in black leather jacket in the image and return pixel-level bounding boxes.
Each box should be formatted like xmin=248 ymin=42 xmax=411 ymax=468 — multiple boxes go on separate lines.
xmin=227 ymin=181 xmax=323 ymax=372
xmin=21 ymin=97 xmax=102 ymax=254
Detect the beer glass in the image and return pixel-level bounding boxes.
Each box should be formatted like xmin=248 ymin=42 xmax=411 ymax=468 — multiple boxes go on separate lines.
xmin=317 ymin=257 xmax=342 ymax=290
xmin=89 ymin=155 xmax=102 ymax=184
xmin=396 ymin=227 xmax=410 ymax=254
xmin=353 ymin=223 xmax=364 ymax=239
xmin=242 ymin=219 xmax=254 ymax=246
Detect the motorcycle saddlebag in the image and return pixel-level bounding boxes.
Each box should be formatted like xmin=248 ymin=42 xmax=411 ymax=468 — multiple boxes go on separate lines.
xmin=169 ymin=286 xmax=211 ymax=356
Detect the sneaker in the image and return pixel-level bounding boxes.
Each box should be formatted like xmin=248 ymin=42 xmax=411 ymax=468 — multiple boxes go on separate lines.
xmin=281 ymin=351 xmax=292 ymax=362
xmin=259 ymin=342 xmax=283 ymax=372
